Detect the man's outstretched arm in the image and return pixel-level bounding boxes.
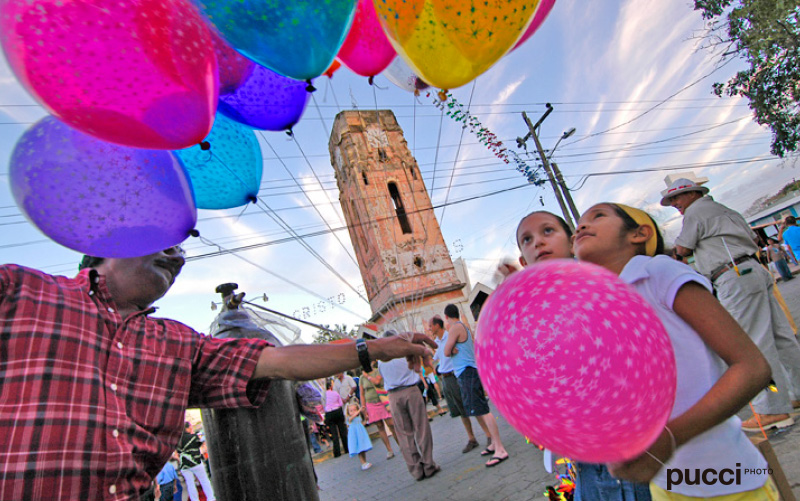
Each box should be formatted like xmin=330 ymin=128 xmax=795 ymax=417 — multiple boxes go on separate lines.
xmin=252 ymin=334 xmax=436 ymax=381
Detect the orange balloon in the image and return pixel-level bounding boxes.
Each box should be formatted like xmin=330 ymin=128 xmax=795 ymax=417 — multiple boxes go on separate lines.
xmin=324 ymin=60 xmax=343 ymax=78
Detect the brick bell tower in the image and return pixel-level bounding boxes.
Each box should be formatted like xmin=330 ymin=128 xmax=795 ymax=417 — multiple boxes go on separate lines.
xmin=329 ymin=110 xmax=470 ymax=331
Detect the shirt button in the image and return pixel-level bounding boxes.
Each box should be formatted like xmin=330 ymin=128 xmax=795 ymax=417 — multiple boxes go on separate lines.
xmin=88 ymin=290 xmax=94 ymax=296
xmin=112 ymin=429 xmax=119 ymax=438
xmin=107 ymin=307 xmax=115 ymax=313
xmin=109 ymin=485 xmax=116 ymax=494
xmin=110 ymin=383 xmax=117 ymax=392
xmin=116 ymin=342 xmax=123 ymax=350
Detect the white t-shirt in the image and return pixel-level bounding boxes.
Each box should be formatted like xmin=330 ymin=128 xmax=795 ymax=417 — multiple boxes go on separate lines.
xmin=433 ymin=331 xmax=454 ymax=373
xmin=332 ymin=375 xmax=356 ymax=402
xmin=619 ymin=255 xmax=767 ymax=496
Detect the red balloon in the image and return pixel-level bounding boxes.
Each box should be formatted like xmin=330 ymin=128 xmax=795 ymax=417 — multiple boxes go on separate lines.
xmin=0 ymin=0 xmax=218 ymax=150
xmin=336 ymin=0 xmax=396 ymax=77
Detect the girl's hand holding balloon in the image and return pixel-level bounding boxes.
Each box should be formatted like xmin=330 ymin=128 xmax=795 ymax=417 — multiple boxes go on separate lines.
xmin=607 ymin=426 xmax=677 ymax=483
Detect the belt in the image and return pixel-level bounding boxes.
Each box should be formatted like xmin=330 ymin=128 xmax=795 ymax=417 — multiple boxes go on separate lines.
xmin=387 ymin=384 xmax=416 ymax=393
xmin=709 ymin=255 xmax=756 ymax=282
xmin=439 ymin=371 xmax=454 ymax=377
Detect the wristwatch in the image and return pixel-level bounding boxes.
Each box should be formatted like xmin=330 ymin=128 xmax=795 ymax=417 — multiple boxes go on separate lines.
xmin=356 ymin=338 xmax=372 ymax=373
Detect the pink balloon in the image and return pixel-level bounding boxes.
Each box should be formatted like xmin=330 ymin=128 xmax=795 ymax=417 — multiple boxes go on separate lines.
xmin=476 ymin=260 xmax=676 ymax=463
xmin=209 ymin=29 xmax=255 ymax=96
xmin=336 ymin=0 xmax=396 ymax=77
xmin=511 ymin=0 xmax=556 ymax=51
xmin=0 ymin=0 xmax=218 ymax=150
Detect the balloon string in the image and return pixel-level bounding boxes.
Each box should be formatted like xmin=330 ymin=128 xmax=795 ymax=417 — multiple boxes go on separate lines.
xmin=748 ymin=402 xmax=770 ymax=440
xmin=251 ymin=197 xmax=370 ymax=306
xmin=195 ymin=233 xmax=367 ymax=319
xmin=207 ymin=150 xmax=258 ymax=201
xmin=438 ymin=79 xmax=477 ymax=225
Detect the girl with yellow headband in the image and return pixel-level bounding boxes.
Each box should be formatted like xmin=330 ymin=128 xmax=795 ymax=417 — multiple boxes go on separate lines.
xmin=574 ymin=203 xmax=776 ymax=500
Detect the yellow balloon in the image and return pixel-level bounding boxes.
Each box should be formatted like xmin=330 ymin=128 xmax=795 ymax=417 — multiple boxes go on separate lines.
xmin=374 ymin=0 xmax=540 ymax=89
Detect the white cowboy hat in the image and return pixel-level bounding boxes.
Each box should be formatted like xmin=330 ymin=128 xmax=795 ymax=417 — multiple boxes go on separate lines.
xmin=659 ymin=178 xmax=709 ymax=206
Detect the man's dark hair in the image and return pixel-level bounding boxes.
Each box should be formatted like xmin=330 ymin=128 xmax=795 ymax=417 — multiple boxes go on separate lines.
xmin=184 ymin=421 xmax=192 ymax=429
xmin=787 ymin=216 xmax=797 ymax=225
xmin=444 ymin=304 xmax=460 ymax=320
xmin=79 ymin=255 xmax=104 ymax=271
xmin=431 ymin=317 xmax=444 ymax=329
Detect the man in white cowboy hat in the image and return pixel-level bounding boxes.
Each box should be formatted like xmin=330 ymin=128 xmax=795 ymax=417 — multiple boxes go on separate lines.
xmin=662 ymin=178 xmax=800 ymax=432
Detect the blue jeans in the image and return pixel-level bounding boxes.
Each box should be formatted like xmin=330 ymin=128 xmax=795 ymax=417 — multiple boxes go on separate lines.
xmin=775 ymin=259 xmax=793 ymax=281
xmin=309 ymin=431 xmax=322 ymax=453
xmin=574 ymin=463 xmax=651 ymax=501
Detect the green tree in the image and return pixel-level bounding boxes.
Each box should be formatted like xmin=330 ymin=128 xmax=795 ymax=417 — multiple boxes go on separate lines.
xmin=694 ymin=0 xmax=800 ymax=157
xmin=312 ymin=324 xmax=358 ymax=344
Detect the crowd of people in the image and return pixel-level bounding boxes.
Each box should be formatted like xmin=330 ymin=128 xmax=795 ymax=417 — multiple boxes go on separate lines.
xmin=2 ymin=176 xmax=800 ymax=500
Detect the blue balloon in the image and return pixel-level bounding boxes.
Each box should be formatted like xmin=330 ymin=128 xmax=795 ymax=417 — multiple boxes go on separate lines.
xmin=175 ymin=114 xmax=263 ymax=210
xmin=192 ymin=0 xmax=357 ymax=80
xmin=10 ymin=116 xmax=197 ymax=258
xmin=218 ymin=65 xmax=310 ymax=131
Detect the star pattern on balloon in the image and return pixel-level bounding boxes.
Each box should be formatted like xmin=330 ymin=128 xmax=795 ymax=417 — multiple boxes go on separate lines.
xmin=475 ymin=259 xmax=677 ymax=463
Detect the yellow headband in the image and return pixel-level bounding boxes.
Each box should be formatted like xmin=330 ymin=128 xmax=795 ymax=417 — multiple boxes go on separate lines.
xmin=615 ymin=204 xmax=658 ymax=257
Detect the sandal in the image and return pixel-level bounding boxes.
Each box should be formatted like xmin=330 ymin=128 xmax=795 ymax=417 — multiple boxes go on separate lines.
xmin=480 ymin=447 xmax=495 ymax=456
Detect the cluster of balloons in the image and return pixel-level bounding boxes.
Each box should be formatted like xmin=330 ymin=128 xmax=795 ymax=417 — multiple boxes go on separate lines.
xmin=476 ymin=260 xmax=677 ymax=463
xmin=1 ymin=0 xmax=556 ymax=257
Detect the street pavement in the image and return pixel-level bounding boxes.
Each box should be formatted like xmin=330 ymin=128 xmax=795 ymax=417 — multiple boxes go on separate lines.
xmin=314 ymin=277 xmax=800 ymax=501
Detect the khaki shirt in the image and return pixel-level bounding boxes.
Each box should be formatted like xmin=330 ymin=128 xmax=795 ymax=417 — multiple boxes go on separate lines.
xmin=675 ymin=196 xmax=757 ymax=276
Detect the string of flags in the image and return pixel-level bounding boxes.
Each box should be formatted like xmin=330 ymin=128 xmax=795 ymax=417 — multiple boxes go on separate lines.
xmin=431 ymin=91 xmax=545 ymax=186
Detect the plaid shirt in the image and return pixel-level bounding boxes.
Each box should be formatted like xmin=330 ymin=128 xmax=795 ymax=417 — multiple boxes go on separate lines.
xmin=0 ymin=265 xmax=270 ymax=500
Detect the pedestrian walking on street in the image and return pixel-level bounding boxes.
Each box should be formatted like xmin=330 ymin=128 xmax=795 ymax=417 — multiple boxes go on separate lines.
xmin=378 ymin=331 xmax=440 ymax=482
xmin=324 ymin=380 xmax=350 ymax=458
xmin=359 ymin=361 xmax=398 ymax=459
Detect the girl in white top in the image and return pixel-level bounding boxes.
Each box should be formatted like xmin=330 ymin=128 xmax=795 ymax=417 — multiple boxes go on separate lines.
xmin=573 ymin=203 xmax=775 ymax=500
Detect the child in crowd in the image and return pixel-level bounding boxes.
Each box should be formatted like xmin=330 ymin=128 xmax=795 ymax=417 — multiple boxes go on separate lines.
xmin=346 ymin=402 xmax=373 ymax=471
xmin=573 ymin=203 xmax=774 ymax=499
xmin=767 ymin=237 xmax=793 ymax=282
xmin=511 ymin=211 xmax=653 ymax=501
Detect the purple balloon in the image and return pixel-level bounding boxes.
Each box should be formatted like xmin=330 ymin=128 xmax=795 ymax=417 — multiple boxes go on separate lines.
xmin=218 ymin=64 xmax=310 ymax=131
xmin=10 ymin=116 xmax=197 ymax=258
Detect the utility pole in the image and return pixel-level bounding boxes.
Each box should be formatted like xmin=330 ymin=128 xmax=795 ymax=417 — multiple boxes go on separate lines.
xmin=551 ymin=161 xmax=581 ymax=224
xmin=519 ymin=105 xmax=575 ymax=230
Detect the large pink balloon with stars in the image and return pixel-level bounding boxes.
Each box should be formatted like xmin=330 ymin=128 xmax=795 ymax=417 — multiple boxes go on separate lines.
xmin=476 ymin=259 xmax=676 ymax=463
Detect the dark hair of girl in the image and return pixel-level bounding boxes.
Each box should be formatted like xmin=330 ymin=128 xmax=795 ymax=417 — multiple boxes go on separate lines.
xmin=516 ymin=211 xmax=573 ymax=250
xmin=608 ymin=204 xmax=664 ymax=256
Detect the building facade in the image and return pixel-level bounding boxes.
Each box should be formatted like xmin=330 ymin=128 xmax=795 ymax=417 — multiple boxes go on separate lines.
xmin=328 ymin=110 xmax=480 ymax=332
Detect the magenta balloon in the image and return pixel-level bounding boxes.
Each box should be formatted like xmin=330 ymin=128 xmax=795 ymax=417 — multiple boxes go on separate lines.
xmin=0 ymin=0 xmax=218 ymax=150
xmin=511 ymin=0 xmax=556 ymax=50
xmin=337 ymin=0 xmax=396 ymax=77
xmin=10 ymin=117 xmax=197 ymax=258
xmin=210 ymin=29 xmax=256 ymax=96
xmin=476 ymin=260 xmax=676 ymax=463
xmin=381 ymin=57 xmax=430 ymax=93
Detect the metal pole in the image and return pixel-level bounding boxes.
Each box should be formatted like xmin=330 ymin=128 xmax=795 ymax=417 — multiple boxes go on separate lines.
xmin=551 ymin=162 xmax=581 ymax=223
xmin=522 ymin=111 xmax=575 ymax=230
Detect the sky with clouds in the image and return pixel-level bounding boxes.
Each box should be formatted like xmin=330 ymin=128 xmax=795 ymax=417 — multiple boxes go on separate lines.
xmin=1 ymin=0 xmax=796 ymax=342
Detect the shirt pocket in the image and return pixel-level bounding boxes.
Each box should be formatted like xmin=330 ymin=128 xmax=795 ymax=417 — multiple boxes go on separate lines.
xmin=126 ymin=347 xmax=192 ymax=432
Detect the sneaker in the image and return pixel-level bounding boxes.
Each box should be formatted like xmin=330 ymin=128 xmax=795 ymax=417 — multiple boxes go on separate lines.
xmin=462 ymin=440 xmax=479 ymax=453
xmin=361 ymin=462 xmax=372 ymax=471
xmin=386 ymin=451 xmax=395 ymax=459
xmin=741 ymin=413 xmax=794 ymax=433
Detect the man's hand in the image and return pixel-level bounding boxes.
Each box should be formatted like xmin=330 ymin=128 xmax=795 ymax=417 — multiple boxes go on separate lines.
xmin=370 ymin=332 xmax=436 ymax=371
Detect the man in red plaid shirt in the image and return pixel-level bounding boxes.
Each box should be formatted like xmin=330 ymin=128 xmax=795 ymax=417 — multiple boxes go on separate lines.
xmin=0 ymin=246 xmax=435 ymax=500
